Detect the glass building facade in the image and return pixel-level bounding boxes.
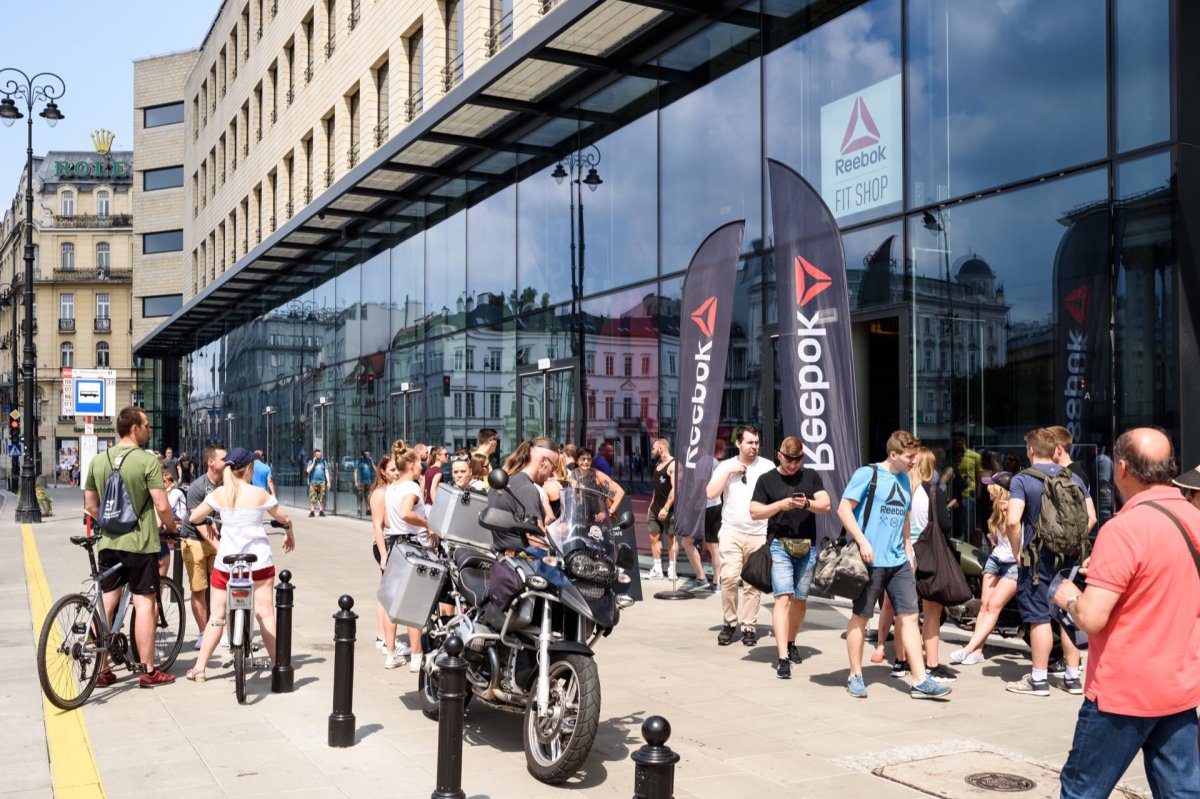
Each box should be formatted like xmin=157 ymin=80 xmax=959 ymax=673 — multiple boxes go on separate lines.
xmin=149 ymin=0 xmax=1195 ymax=522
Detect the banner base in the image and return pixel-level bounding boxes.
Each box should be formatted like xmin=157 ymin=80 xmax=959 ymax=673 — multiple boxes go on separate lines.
xmin=652 ymin=583 xmax=696 ymax=601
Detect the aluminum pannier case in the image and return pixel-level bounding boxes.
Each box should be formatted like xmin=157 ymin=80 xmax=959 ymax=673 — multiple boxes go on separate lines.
xmin=377 ymin=541 xmax=447 ymax=627
xmin=428 ymin=483 xmax=492 ymax=549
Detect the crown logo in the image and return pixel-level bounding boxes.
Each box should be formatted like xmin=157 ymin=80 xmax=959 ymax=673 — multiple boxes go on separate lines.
xmin=91 ymin=129 xmax=116 ymax=155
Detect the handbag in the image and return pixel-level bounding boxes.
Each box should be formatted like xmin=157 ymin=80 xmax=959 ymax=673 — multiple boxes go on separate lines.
xmin=914 ymin=482 xmax=973 ymax=606
xmin=812 ymin=466 xmax=877 ymax=599
xmin=740 ymin=535 xmax=774 ymax=594
xmin=779 ymin=537 xmax=812 ymax=558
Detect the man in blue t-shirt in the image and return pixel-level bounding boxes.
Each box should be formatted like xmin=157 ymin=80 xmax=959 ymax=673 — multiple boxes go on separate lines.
xmin=1005 ymin=427 xmax=1091 ymax=697
xmin=837 ymin=430 xmax=951 ymax=701
xmin=306 ymin=449 xmax=328 ymax=517
xmin=354 ymin=450 xmax=375 ymax=517
xmin=251 ymin=449 xmax=275 ymax=495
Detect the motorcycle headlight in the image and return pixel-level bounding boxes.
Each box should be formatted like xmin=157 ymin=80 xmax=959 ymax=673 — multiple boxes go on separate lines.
xmin=527 ymin=575 xmax=549 ymax=590
xmin=566 ymin=551 xmax=616 ymax=584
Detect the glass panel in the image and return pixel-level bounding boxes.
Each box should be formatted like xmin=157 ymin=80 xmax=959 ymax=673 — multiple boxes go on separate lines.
xmin=1115 ymin=0 xmax=1170 ymax=152
xmin=661 ymin=59 xmax=761 ymax=273
xmin=764 ymin=0 xmax=902 ymax=227
xmin=467 ymin=182 xmax=517 ymax=318
xmin=144 ymin=166 xmax=185 ymax=191
xmin=389 ymin=228 xmax=425 ymax=347
xmin=517 ymin=160 xmax=573 ymax=307
xmin=907 ymin=0 xmax=1106 ymax=205
xmin=425 ymin=209 xmax=467 ymax=335
xmin=144 ymin=102 xmax=185 ymax=128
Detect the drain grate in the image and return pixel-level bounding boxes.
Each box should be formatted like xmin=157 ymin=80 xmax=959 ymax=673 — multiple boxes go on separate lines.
xmin=964 ymin=772 xmax=1037 ymax=792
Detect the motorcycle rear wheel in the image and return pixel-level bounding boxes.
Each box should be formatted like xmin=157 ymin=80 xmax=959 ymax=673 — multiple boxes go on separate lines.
xmin=524 ymin=653 xmax=601 ymax=785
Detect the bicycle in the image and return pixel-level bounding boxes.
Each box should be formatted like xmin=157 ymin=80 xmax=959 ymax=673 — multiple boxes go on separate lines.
xmin=36 ymin=527 xmax=186 ymax=710
xmin=225 ymin=519 xmax=289 ymax=704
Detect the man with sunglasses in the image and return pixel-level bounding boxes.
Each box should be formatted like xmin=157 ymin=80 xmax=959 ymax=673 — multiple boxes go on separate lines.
xmin=707 ymin=425 xmax=775 ymax=647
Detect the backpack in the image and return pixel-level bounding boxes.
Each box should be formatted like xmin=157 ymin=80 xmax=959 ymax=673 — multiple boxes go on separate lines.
xmin=98 ymin=449 xmax=151 ymax=535
xmin=1020 ymin=467 xmax=1090 ymax=578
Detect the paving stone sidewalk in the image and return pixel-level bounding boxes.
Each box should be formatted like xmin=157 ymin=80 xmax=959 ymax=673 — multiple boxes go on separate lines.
xmin=3 ymin=485 xmax=1151 ymax=798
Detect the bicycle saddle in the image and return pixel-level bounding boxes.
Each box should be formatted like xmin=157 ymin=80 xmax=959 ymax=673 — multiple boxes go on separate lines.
xmin=70 ymin=535 xmax=95 ymax=547
xmin=222 ymin=553 xmax=258 ymax=565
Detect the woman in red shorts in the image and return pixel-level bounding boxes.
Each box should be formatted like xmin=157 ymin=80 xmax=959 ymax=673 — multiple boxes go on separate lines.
xmin=186 ymin=447 xmax=294 ymax=682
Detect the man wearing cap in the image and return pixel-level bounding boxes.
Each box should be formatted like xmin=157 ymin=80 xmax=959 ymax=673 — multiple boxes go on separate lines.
xmin=1053 ymin=428 xmax=1200 ymax=798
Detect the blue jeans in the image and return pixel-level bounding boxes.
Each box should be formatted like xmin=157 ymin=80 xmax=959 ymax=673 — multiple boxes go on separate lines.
xmin=1059 ymin=699 xmax=1200 ymax=798
xmin=769 ymin=539 xmax=815 ymax=599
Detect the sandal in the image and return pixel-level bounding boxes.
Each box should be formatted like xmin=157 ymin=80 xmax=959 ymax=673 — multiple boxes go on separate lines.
xmin=185 ymin=668 xmax=207 ymax=683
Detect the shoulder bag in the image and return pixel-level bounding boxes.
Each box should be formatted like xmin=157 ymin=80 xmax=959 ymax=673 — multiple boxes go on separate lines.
xmin=1143 ymin=501 xmax=1200 ymax=578
xmin=812 ymin=466 xmax=877 ymax=599
xmin=914 ymin=481 xmax=973 ymax=606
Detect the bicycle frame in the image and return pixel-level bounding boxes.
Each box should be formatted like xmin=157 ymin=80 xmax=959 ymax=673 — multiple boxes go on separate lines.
xmin=225 ymin=557 xmax=257 ymax=649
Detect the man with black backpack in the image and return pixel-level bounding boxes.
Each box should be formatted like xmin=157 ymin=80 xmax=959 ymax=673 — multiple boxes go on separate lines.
xmin=83 ymin=406 xmax=180 ymax=688
xmin=1006 ymin=427 xmax=1091 ymax=697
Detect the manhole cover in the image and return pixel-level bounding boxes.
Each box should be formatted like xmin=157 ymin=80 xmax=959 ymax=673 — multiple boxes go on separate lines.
xmin=965 ymin=772 xmax=1037 ymax=792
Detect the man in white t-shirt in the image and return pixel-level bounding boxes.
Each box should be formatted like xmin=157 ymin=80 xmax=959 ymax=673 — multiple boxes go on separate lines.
xmin=706 ymin=425 xmax=775 ymax=647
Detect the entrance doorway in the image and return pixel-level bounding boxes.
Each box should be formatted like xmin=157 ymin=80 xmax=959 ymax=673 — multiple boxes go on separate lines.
xmin=516 ymin=362 xmax=576 ymax=444
xmin=852 ymin=314 xmax=906 ymax=459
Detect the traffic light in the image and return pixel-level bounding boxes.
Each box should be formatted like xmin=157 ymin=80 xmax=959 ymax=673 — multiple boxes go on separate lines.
xmin=366 ymin=373 xmax=375 ymax=395
xmin=356 ymin=373 xmax=365 ymax=393
xmin=442 ymin=375 xmax=451 ymax=397
xmin=8 ymin=418 xmax=17 ymax=439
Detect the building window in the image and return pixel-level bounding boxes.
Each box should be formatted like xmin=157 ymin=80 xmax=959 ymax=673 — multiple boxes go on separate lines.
xmin=143 ymin=165 xmax=185 ymax=191
xmin=60 ymin=242 xmax=75 ymax=271
xmin=96 ymin=242 xmax=110 ymax=274
xmin=60 ymin=341 xmax=73 ymax=367
xmin=96 ymin=190 xmax=110 ymax=218
xmin=61 ymin=190 xmax=75 ymax=216
xmin=488 ymin=392 xmax=500 ymax=417
xmin=587 ymin=393 xmax=596 ymax=420
xmin=60 ymin=293 xmax=74 ymax=319
xmin=585 ymin=353 xmax=594 ymax=374
xmin=465 ymin=392 xmax=475 ymax=417
xmin=95 ymin=342 xmax=110 ymax=368
xmin=465 ymin=348 xmax=475 ymax=371
xmin=623 ymin=396 xmax=632 ymax=418
xmin=667 ymin=353 xmax=676 ymax=376
xmin=453 ymin=392 xmax=462 ymax=417
xmin=143 ymin=101 xmax=185 ymax=128
xmin=604 ymin=396 xmax=614 ymax=420
xmin=485 ymin=349 xmax=502 ymax=371
xmin=641 ymin=355 xmax=650 ymax=375
xmin=641 ymin=396 xmax=649 ymax=418
xmin=623 ymin=355 xmax=632 ymax=377
xmin=96 ymin=293 xmax=110 ymax=320
xmin=143 ymin=294 xmax=182 ymax=318
xmin=143 ymin=229 xmax=184 ymax=254
xmin=604 ymin=354 xmax=613 ymax=376
xmin=453 ymin=348 xmax=464 ymax=371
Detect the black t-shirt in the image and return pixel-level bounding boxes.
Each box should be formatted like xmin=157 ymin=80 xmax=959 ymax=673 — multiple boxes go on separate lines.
xmin=1068 ymin=460 xmax=1091 ymax=493
xmin=486 ymin=471 xmax=543 ymax=552
xmin=751 ymin=467 xmax=826 ymax=541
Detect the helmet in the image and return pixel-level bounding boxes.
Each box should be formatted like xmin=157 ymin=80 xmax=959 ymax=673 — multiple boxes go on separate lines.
xmin=1048 ymin=566 xmax=1089 ymax=650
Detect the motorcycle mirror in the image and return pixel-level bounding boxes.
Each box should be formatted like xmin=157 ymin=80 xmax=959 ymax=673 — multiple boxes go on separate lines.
xmin=616 ymin=510 xmax=635 ymax=531
xmin=487 ymin=468 xmax=509 ymax=491
xmin=615 ymin=542 xmax=636 ymax=571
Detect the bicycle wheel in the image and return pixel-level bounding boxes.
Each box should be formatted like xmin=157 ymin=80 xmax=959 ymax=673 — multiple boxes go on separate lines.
xmin=233 ymin=622 xmax=248 ymax=704
xmin=37 ymin=593 xmax=102 ymax=710
xmin=130 ymin=577 xmax=186 ymax=671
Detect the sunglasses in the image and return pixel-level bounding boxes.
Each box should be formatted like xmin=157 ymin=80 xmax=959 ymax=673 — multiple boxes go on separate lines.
xmin=778 ymin=452 xmax=803 ymax=463
xmin=451 ymin=454 xmax=470 ymax=462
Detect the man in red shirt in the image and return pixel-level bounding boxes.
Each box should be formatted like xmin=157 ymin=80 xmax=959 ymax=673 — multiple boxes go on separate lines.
xmin=1053 ymin=428 xmax=1200 ymax=798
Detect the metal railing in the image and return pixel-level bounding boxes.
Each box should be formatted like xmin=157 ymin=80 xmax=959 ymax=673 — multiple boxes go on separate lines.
xmin=348 ymin=1 xmax=360 ymax=30
xmin=58 ymin=319 xmax=74 ymax=332
xmin=486 ymin=11 xmax=514 ymax=57
xmin=270 ymin=0 xmax=277 ymax=18
xmin=441 ymin=53 xmax=464 ymax=92
xmin=244 ymin=47 xmax=250 ymax=62
xmin=404 ymin=87 xmax=423 ymax=122
xmin=539 ymin=0 xmax=560 ymax=14
xmin=256 ymin=127 xmax=262 ymax=141
xmin=94 ymin=317 xmax=111 ymax=332
xmin=324 ymin=166 xmax=335 ymax=188
xmin=325 ymin=37 xmax=336 ymax=60
xmin=243 ymin=142 xmax=250 ymax=157
xmin=286 ymin=200 xmax=294 ymax=216
xmin=347 ymin=145 xmax=359 ymax=169
xmin=374 ymin=120 xmax=388 ymax=146
xmin=193 ymin=205 xmax=198 ymax=218
xmin=231 ymin=63 xmax=237 ymax=80
xmin=51 ymin=214 xmax=132 ymax=229
xmin=255 ymin=227 xmax=261 ymax=243
xmin=270 ymin=214 xmax=277 ymax=231
xmin=232 ymin=155 xmax=238 ymax=171
xmin=304 ymin=62 xmax=314 ymax=84
xmin=286 ymin=87 xmax=295 ymax=106
xmin=303 ymin=183 xmax=313 ymax=204
xmin=257 ymin=24 xmax=263 ymax=40
xmin=270 ymin=108 xmax=277 ymax=124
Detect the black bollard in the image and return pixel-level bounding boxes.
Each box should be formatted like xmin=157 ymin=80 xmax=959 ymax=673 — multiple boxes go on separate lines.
xmin=328 ymin=594 xmax=358 ymax=747
xmin=631 ymin=716 xmax=680 ymax=799
xmin=431 ymin=635 xmax=467 ymax=799
xmin=271 ymin=570 xmax=294 ymax=693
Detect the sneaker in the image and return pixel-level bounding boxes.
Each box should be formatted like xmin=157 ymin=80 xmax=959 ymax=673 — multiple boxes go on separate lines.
xmin=846 ymin=673 xmax=868 ymax=698
xmin=1048 ymin=657 xmax=1067 ymax=676
xmin=193 ymin=634 xmax=203 ymax=651
xmin=741 ymin=627 xmax=758 ymax=647
xmin=927 ymin=664 xmax=958 ymax=683
xmin=394 ymin=640 xmax=412 ymax=657
xmin=319 ymin=510 xmax=326 ymax=517
xmin=646 ymin=567 xmax=665 ymax=580
xmin=1058 ymin=675 xmax=1084 ymax=695
xmin=409 ymin=654 xmax=423 ymax=673
xmin=683 ymin=577 xmax=707 ymax=591
xmin=911 ymin=676 xmax=953 ymax=700
xmin=786 ymin=643 xmax=804 ymax=664
xmin=717 ymin=624 xmax=737 ymax=646
xmin=704 ymin=581 xmax=720 ymax=592
xmin=775 ymin=658 xmax=792 ymax=680
xmin=667 ymin=568 xmax=678 ymax=582
xmin=953 ymin=650 xmax=985 ymax=666
xmin=890 ymin=660 xmax=909 ymax=678
xmin=95 ymin=670 xmax=117 ymax=687
xmin=139 ymin=668 xmax=175 ymax=688
xmin=1006 ymin=674 xmax=1050 ymax=696
xmin=384 ymin=651 xmax=406 ymax=670
xmin=375 ymin=637 xmax=387 ymax=652
xmin=308 ymin=510 xmax=315 ymax=517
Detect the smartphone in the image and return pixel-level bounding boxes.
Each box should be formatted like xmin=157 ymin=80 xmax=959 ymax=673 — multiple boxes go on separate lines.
xmin=792 ymin=492 xmax=806 ymax=500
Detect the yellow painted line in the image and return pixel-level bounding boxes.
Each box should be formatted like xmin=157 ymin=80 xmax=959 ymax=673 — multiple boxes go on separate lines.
xmin=22 ymin=524 xmax=106 ymax=799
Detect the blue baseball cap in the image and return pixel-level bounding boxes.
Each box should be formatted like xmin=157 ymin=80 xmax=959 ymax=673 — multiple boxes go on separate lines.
xmin=224 ymin=447 xmax=260 ymax=470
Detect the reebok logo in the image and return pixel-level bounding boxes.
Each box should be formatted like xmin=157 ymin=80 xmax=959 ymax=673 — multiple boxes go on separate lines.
xmin=840 ymin=96 xmax=880 ymax=155
xmin=884 ymin=482 xmax=908 ymax=507
xmin=690 ymin=296 xmax=718 ymax=338
xmin=1064 ymin=285 xmax=1089 ymax=327
xmin=794 ymin=256 xmax=832 ymax=307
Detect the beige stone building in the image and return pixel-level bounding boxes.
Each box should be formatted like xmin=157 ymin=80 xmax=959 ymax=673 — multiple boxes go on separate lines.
xmin=0 ymin=141 xmax=137 ymax=477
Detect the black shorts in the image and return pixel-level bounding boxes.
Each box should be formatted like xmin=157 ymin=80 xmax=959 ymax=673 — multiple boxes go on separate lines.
xmin=703 ymin=505 xmax=723 ymax=543
xmin=372 ymin=535 xmax=401 ymax=567
xmin=98 ymin=549 xmax=161 ymax=596
xmin=851 ymin=564 xmax=918 ymax=621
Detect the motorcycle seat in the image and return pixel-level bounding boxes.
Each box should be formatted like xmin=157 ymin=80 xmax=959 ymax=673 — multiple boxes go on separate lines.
xmin=454 ymin=546 xmax=496 ymax=571
xmin=459 ymin=567 xmax=490 ymax=607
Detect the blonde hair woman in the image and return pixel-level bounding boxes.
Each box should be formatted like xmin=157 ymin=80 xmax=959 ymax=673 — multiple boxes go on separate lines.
xmin=951 ymin=473 xmax=1018 ymax=666
xmin=385 ymin=448 xmax=431 ymax=672
xmin=186 ymin=447 xmax=294 ymax=683
xmin=370 ymin=455 xmax=409 ymax=668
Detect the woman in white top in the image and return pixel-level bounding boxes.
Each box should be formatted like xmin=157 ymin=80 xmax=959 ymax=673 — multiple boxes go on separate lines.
xmin=159 ymin=471 xmax=187 ymax=578
xmin=371 ymin=455 xmax=409 ymax=668
xmin=951 ymin=474 xmax=1018 ymax=666
xmin=385 ymin=447 xmax=431 ymax=672
xmin=186 ymin=447 xmax=294 ymax=683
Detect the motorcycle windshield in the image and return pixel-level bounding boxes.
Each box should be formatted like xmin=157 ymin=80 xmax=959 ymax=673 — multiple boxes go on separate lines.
xmin=545 ymin=485 xmax=617 ymax=562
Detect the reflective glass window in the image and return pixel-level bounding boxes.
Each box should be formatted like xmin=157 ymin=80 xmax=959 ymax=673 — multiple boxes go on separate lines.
xmin=389 ymin=227 xmax=425 ymax=349
xmin=425 ymin=208 xmax=467 ymax=334
xmin=144 ymin=102 xmax=185 ymax=128
xmin=907 ymin=0 xmax=1106 ymax=205
xmin=1115 ymin=0 xmax=1170 ymax=152
xmin=144 ymin=165 xmax=185 ymax=191
xmin=467 ymin=183 xmax=517 ymax=321
xmin=144 ymin=229 xmax=184 ymax=254
xmin=517 ymin=158 xmax=574 ymax=308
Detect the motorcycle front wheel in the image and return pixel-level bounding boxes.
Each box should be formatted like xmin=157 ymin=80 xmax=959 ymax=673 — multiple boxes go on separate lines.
xmin=417 ymin=650 xmax=473 ymax=721
xmin=523 ymin=653 xmax=601 ymax=785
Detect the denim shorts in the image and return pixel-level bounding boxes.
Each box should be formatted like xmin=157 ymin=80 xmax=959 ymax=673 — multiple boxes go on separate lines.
xmin=769 ymin=539 xmax=816 ymax=599
xmin=983 ymin=554 xmax=1018 ymax=582
xmin=1017 ymin=548 xmax=1074 ymax=624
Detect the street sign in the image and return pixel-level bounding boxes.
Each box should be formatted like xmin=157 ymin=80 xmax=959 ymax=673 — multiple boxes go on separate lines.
xmin=8 ymin=409 xmax=19 ymax=421
xmin=7 ymin=443 xmax=22 ymax=458
xmin=63 ymin=367 xmax=116 ymax=419
xmin=75 ymin=380 xmax=105 ymax=414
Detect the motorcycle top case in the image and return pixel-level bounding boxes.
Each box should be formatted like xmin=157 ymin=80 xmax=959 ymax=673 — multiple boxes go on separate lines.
xmin=377 ymin=541 xmax=448 ymax=628
xmin=428 ymin=483 xmax=492 ymax=549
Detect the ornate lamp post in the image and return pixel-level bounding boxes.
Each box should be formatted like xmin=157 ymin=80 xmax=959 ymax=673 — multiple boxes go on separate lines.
xmin=1 ymin=67 xmax=65 ymax=522
xmin=551 ymin=145 xmax=601 ymax=446
xmin=923 ymin=209 xmax=954 ymax=440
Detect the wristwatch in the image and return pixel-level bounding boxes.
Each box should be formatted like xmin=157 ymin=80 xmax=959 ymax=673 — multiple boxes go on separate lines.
xmin=1065 ymin=595 xmax=1080 ymax=614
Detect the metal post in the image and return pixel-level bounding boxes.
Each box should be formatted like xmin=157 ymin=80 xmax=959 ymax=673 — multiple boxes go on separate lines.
xmin=576 ymin=159 xmax=587 ymax=446
xmin=431 ymin=634 xmax=467 ymax=799
xmin=631 ymin=716 xmax=680 ymax=799
xmin=328 ymin=594 xmax=357 ymax=747
xmin=271 ymin=569 xmax=294 ymax=693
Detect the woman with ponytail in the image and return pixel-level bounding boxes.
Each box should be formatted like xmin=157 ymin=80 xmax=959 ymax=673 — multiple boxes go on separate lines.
xmin=370 ymin=455 xmax=409 ymax=668
xmin=385 ymin=447 xmax=432 ymax=673
xmin=186 ymin=447 xmax=294 ymax=683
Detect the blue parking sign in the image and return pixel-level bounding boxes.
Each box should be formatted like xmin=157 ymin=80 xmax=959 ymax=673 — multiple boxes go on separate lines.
xmin=75 ymin=379 xmax=105 ymax=414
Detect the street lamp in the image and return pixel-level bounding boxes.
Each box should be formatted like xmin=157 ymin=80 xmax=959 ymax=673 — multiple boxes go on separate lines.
xmin=2 ymin=67 xmax=65 ymax=522
xmin=923 ymin=209 xmax=954 ymax=440
xmin=262 ymin=405 xmax=277 ymax=462
xmin=225 ymin=412 xmax=236 ymax=446
xmin=551 ymin=144 xmax=601 ymax=446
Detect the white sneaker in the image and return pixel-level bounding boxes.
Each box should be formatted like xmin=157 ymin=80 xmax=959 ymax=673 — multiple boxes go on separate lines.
xmin=394 ymin=640 xmax=412 ymax=657
xmin=409 ymin=654 xmax=424 ymax=673
xmin=667 ymin=568 xmax=678 ymax=582
xmin=383 ymin=651 xmax=406 ymax=669
xmin=646 ymin=567 xmax=665 ymax=580
xmin=193 ymin=635 xmax=203 ymax=651
xmin=375 ymin=637 xmax=386 ymax=652
xmin=951 ymin=649 xmax=985 ymax=666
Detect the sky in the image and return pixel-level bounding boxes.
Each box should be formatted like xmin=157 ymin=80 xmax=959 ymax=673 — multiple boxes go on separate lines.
xmin=0 ymin=0 xmax=223 ymax=199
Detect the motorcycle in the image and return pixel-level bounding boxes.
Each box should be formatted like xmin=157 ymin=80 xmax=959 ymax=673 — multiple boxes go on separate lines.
xmin=417 ymin=469 xmax=637 ymax=785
